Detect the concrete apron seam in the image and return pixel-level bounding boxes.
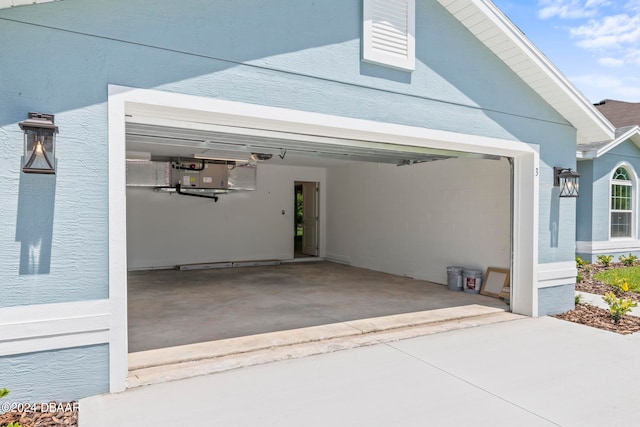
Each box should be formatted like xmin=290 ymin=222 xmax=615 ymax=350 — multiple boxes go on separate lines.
xmin=127 ymin=306 xmax=522 ymax=389
xmin=382 ymin=342 xmax=561 ymax=426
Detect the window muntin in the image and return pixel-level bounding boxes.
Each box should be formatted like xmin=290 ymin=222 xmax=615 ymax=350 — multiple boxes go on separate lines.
xmin=611 ymin=167 xmax=633 ymax=238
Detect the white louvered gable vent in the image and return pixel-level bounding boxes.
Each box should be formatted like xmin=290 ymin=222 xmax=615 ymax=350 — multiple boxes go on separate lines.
xmin=363 ymin=0 xmax=415 ymax=71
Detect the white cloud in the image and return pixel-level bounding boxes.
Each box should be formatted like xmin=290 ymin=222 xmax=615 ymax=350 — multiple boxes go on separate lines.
xmin=624 ymin=0 xmax=640 ymax=12
xmin=622 ymin=50 xmax=640 ymax=65
xmin=598 ymin=57 xmax=625 ymax=67
xmin=570 ymin=74 xmax=640 ymax=102
xmin=537 ymin=1 xmax=640 ymax=67
xmin=537 ymin=0 xmax=611 ymax=19
xmin=571 ymin=14 xmax=640 ymax=50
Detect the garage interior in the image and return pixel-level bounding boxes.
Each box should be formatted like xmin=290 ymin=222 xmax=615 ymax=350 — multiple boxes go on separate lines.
xmin=124 ymin=116 xmax=513 ymax=358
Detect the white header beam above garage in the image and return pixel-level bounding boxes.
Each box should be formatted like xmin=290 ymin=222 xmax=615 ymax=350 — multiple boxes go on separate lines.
xmin=437 ymin=0 xmax=614 ymax=145
xmin=126 ymin=96 xmax=519 ymax=163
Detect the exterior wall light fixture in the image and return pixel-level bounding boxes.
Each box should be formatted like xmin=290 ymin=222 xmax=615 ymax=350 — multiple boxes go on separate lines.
xmin=19 ymin=112 xmax=58 ymax=174
xmin=554 ymin=167 xmax=580 ymax=198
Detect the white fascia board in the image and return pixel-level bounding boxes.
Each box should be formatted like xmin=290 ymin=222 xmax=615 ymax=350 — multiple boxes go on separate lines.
xmin=0 ymin=0 xmax=57 ymax=9
xmin=438 ymin=0 xmax=615 ymax=144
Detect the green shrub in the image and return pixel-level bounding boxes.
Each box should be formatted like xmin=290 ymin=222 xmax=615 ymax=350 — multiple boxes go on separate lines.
xmin=575 ymin=294 xmax=582 ymax=305
xmin=575 ymin=256 xmax=589 ymax=267
xmin=576 ymin=272 xmax=584 ymax=283
xmin=618 ymin=253 xmax=638 ymax=267
xmin=597 ymin=255 xmax=614 ymax=267
xmin=603 ymin=292 xmax=638 ymax=323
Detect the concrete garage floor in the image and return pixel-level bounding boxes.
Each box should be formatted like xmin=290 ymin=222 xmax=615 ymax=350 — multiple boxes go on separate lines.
xmin=127 ymin=261 xmax=508 ymax=353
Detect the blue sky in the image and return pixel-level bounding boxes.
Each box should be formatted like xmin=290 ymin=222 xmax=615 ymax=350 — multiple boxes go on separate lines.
xmin=492 ymin=0 xmax=640 ymax=103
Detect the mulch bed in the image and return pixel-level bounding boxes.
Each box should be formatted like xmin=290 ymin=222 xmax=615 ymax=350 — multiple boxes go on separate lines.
xmin=555 ymin=260 xmax=640 ymax=334
xmin=554 ymin=302 xmax=640 ymax=335
xmin=0 ymin=402 xmax=78 ymax=427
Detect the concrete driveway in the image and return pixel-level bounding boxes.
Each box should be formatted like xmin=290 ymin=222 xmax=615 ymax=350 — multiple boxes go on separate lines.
xmin=80 ymin=316 xmax=640 ymax=426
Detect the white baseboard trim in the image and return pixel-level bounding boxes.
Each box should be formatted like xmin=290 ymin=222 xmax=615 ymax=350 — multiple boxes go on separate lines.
xmin=128 ymin=265 xmax=176 ymax=272
xmin=537 ymin=261 xmax=576 ymax=289
xmin=0 ymin=300 xmax=111 ymax=357
xmin=325 ymin=253 xmax=352 ymax=265
xmin=576 ymin=240 xmax=640 ymax=254
xmin=410 ymin=272 xmax=446 ymax=285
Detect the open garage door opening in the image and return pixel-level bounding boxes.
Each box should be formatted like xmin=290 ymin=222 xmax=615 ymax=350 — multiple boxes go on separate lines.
xmin=124 ymin=120 xmax=513 ymax=351
xmin=112 ymin=96 xmax=530 ymax=388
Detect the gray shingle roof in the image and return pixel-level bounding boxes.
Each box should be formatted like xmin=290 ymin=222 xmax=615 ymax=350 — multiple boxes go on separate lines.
xmin=594 ymin=99 xmax=640 ymax=128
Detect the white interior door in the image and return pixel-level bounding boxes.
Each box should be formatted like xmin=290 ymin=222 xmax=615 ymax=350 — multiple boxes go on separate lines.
xmin=302 ymin=182 xmax=318 ymax=256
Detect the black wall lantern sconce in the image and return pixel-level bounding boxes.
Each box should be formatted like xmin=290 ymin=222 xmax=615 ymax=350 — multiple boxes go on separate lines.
xmin=554 ymin=167 xmax=580 ymax=198
xmin=19 ymin=112 xmax=58 ymax=174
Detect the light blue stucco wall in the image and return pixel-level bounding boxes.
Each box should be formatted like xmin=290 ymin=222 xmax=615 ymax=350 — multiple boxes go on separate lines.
xmin=0 ymin=0 xmax=580 ymax=400
xmin=538 ymin=284 xmax=575 ymax=316
xmin=0 ymin=344 xmax=109 ymax=403
xmin=576 ymin=160 xmax=594 ymax=242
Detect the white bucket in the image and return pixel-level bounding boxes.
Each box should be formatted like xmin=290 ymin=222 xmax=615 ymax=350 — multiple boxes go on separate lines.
xmin=446 ymin=266 xmax=464 ymax=291
xmin=462 ymin=268 xmax=483 ymax=294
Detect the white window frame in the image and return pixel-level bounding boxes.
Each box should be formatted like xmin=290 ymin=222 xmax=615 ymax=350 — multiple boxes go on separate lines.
xmin=363 ymin=0 xmax=416 ymax=71
xmin=609 ymin=163 xmax=637 ymax=240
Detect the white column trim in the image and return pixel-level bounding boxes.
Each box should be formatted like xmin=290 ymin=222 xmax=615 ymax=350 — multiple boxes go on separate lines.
xmin=108 ymin=85 xmax=130 ymax=393
xmin=537 ymin=261 xmax=577 ymax=289
xmin=0 ymin=300 xmax=110 ymax=356
xmin=511 ymin=151 xmax=539 ymax=316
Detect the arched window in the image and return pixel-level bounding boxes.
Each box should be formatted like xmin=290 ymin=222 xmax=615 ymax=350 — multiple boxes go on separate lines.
xmin=611 ymin=167 xmax=633 ymax=238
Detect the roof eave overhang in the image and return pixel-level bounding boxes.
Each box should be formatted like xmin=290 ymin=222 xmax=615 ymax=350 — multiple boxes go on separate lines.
xmin=578 ymin=126 xmax=640 ymax=159
xmin=437 ymin=0 xmax=615 ymax=145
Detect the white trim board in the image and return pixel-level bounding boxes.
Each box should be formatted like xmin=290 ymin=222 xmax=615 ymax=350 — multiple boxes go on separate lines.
xmin=109 ymin=84 xmax=540 ymax=392
xmin=0 ymin=300 xmax=110 ymax=357
xmin=537 ymin=261 xmax=576 ymax=289
xmin=576 ymin=240 xmax=640 ymax=254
